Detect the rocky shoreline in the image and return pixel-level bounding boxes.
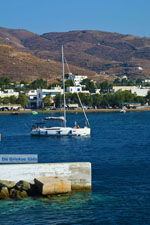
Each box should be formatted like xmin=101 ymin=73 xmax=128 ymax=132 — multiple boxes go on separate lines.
xmin=0 ymin=177 xmax=73 ymax=200
xmin=0 ymin=162 xmax=92 ymax=200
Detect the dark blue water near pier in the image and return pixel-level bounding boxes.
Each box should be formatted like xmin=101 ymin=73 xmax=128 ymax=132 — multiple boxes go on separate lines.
xmin=0 ymin=111 xmax=150 ymax=225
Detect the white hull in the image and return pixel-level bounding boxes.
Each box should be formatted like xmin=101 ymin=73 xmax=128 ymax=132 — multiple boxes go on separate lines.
xmin=120 ymin=109 xmax=126 ymax=113
xmin=31 ymin=127 xmax=91 ymax=136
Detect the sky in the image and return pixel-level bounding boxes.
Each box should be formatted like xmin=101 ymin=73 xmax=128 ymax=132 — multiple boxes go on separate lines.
xmin=0 ymin=0 xmax=149 ymax=37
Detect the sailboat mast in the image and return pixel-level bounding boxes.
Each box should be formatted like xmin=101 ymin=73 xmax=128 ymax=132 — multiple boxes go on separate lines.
xmin=62 ymin=45 xmax=66 ymax=127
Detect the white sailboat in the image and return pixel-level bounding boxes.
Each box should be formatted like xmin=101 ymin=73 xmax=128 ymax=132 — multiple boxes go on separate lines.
xmin=31 ymin=46 xmax=91 ymax=136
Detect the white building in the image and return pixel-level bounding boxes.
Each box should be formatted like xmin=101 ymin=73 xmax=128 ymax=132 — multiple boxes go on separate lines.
xmin=95 ymin=89 xmax=101 ymax=94
xmin=26 ymin=90 xmax=37 ymax=97
xmin=66 ymin=86 xmax=90 ymax=94
xmin=26 ymin=87 xmax=64 ymax=108
xmin=68 ymin=74 xmax=87 ymax=86
xmin=38 ymin=86 xmax=64 ymax=98
xmin=143 ymin=79 xmax=150 ymax=83
xmin=113 ymin=86 xmax=150 ymax=97
xmin=66 ymin=86 xmax=82 ymax=93
xmin=0 ymin=89 xmax=19 ymax=98
xmin=26 ymin=90 xmax=38 ymax=109
xmin=113 ymin=86 xmax=137 ymax=92
xmin=131 ymin=88 xmax=150 ymax=97
xmin=37 ymin=87 xmax=64 ymax=108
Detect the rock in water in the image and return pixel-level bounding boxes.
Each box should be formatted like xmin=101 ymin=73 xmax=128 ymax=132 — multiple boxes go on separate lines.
xmin=0 ymin=187 xmax=9 ymax=199
xmin=15 ymin=180 xmax=31 ymax=191
xmin=0 ymin=180 xmax=16 ymax=189
xmin=34 ymin=177 xmax=71 ymax=195
xmin=10 ymin=189 xmax=28 ymax=199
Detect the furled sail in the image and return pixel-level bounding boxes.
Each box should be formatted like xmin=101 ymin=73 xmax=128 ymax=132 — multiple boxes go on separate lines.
xmin=43 ymin=116 xmax=66 ymax=121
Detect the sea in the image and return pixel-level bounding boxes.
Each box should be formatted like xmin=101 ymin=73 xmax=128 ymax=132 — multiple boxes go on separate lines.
xmin=0 ymin=111 xmax=150 ymax=225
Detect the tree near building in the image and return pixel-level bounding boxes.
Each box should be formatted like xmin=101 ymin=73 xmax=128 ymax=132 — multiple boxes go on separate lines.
xmin=91 ymin=94 xmax=103 ymax=108
xmin=20 ymin=80 xmax=29 ymax=85
xmin=0 ymin=77 xmax=11 ymax=87
xmin=81 ymin=79 xmax=96 ymax=93
xmin=79 ymin=93 xmax=93 ymax=106
xmin=111 ymin=93 xmax=124 ymax=107
xmin=113 ymin=78 xmax=121 ymax=86
xmin=9 ymin=95 xmax=17 ymax=104
xmin=17 ymin=94 xmax=28 ymax=108
xmin=121 ymin=90 xmax=135 ymax=102
xmin=54 ymin=94 xmax=63 ymax=108
xmin=135 ymin=78 xmax=143 ymax=86
xmin=43 ymin=96 xmax=54 ymax=107
xmin=99 ymin=81 xmax=112 ymax=93
xmin=65 ymin=80 xmax=74 ymax=88
xmin=135 ymin=96 xmax=146 ymax=105
xmin=48 ymin=81 xmax=62 ymax=89
xmin=30 ymin=79 xmax=47 ymax=89
xmin=2 ymin=97 xmax=10 ymax=104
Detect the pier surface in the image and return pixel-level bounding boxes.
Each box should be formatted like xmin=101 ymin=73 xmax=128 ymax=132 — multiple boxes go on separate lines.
xmin=0 ymin=162 xmax=92 ymax=190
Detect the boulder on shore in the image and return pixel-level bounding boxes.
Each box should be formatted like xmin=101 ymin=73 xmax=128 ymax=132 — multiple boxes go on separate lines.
xmin=0 ymin=187 xmax=9 ymax=199
xmin=15 ymin=180 xmax=31 ymax=191
xmin=0 ymin=180 xmax=16 ymax=189
xmin=10 ymin=189 xmax=28 ymax=199
xmin=34 ymin=177 xmax=71 ymax=195
xmin=0 ymin=177 xmax=72 ymax=199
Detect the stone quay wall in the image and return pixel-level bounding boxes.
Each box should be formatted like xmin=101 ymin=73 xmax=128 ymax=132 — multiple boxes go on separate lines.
xmin=0 ymin=162 xmax=92 ymax=190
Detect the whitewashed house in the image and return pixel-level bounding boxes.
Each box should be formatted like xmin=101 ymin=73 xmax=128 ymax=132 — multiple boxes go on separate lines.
xmin=95 ymin=89 xmax=101 ymax=94
xmin=37 ymin=86 xmax=64 ymax=108
xmin=143 ymin=79 xmax=150 ymax=83
xmin=66 ymin=86 xmax=90 ymax=94
xmin=112 ymin=86 xmax=150 ymax=97
xmin=26 ymin=90 xmax=38 ymax=109
xmin=66 ymin=86 xmax=82 ymax=93
xmin=0 ymin=89 xmax=19 ymax=98
xmin=131 ymin=88 xmax=150 ymax=97
xmin=68 ymin=74 xmax=87 ymax=86
xmin=112 ymin=86 xmax=137 ymax=92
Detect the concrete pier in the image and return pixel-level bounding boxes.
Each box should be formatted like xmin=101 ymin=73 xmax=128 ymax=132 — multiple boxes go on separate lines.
xmin=0 ymin=162 xmax=92 ymax=190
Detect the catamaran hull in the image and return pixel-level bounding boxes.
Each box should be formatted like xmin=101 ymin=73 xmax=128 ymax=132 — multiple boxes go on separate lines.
xmin=31 ymin=127 xmax=90 ymax=136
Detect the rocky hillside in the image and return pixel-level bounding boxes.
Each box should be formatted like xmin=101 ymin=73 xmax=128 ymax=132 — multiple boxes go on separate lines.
xmin=0 ymin=43 xmax=95 ymax=82
xmin=0 ymin=27 xmax=150 ymax=82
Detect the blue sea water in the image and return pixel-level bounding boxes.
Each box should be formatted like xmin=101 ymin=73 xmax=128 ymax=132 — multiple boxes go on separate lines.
xmin=0 ymin=111 xmax=150 ymax=225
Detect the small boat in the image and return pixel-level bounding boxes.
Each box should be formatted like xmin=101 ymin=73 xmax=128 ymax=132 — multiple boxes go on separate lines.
xmin=120 ymin=107 xmax=126 ymax=113
xmin=31 ymin=46 xmax=91 ymax=137
xmin=32 ymin=111 xmax=38 ymax=115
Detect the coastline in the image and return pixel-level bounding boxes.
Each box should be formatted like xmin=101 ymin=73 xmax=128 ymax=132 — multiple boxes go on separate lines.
xmin=0 ymin=107 xmax=150 ymax=114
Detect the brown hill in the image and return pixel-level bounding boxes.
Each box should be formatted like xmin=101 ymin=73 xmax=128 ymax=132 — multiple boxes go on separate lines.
xmin=0 ymin=27 xmax=37 ymax=50
xmin=0 ymin=43 xmax=95 ymax=82
xmin=0 ymin=27 xmax=150 ymax=82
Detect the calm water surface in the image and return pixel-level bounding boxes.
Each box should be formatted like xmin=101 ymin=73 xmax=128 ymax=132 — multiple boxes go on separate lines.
xmin=0 ymin=111 xmax=150 ymax=225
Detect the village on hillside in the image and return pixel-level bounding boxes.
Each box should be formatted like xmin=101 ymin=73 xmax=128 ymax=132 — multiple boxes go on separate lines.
xmin=0 ymin=74 xmax=150 ymax=112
